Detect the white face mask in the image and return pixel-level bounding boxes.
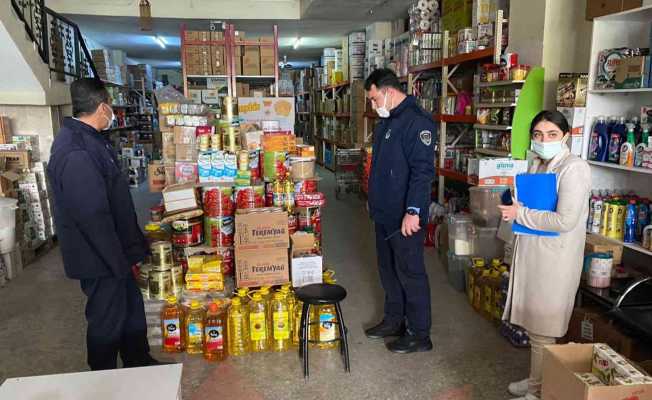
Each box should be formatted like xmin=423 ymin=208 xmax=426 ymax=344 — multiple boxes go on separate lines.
xmin=375 ymin=91 xmax=391 ymax=119
xmin=532 ymin=135 xmax=568 ymax=160
xmin=101 ymin=104 xmax=115 ymax=131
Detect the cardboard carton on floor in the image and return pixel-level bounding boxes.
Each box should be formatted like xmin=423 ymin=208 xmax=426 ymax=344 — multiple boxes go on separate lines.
xmin=235 ymin=247 xmax=289 ymax=288
xmin=585 ymin=233 xmax=624 ymax=266
xmin=148 ymin=162 xmax=166 ymax=193
xmin=234 ymin=208 xmax=289 ymax=250
xmin=542 ymin=344 xmax=652 ymax=400
xmin=290 ymin=232 xmax=322 ymax=287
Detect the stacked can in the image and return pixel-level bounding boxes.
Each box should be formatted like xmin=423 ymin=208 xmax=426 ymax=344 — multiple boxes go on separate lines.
xmin=202 ymin=185 xmax=236 ymax=276
xmin=147 ymin=241 xmax=183 ymax=300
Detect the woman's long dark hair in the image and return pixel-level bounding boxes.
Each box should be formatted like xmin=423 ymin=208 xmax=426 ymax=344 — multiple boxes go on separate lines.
xmin=530 ymin=110 xmax=570 ymax=135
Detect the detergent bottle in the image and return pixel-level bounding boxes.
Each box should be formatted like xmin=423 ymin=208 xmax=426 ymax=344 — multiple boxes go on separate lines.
xmin=608 ymin=117 xmax=627 ymax=163
xmin=227 ymin=297 xmax=249 ymax=356
xmin=249 ymin=292 xmax=269 ymax=352
xmin=270 ymin=292 xmax=291 ymax=352
xmin=635 ymin=125 xmax=650 ymax=168
xmin=589 ymin=116 xmax=608 ymax=161
xmin=161 ymin=295 xmax=185 ymax=353
xmin=619 ymin=124 xmax=636 ymax=167
xmin=203 ymin=302 xmax=228 ymax=361
xmin=185 ymin=300 xmax=205 ymax=354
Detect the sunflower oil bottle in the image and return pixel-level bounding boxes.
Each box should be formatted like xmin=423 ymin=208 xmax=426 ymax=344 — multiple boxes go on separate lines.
xmin=278 ymin=284 xmax=297 ymax=346
xmin=270 ymin=292 xmax=291 ymax=352
xmin=292 ymin=298 xmax=304 ymax=346
xmin=259 ymin=286 xmax=273 ymax=338
xmin=493 ymin=265 xmax=509 ymax=321
xmin=249 ymin=292 xmax=269 ymax=352
xmin=185 ymin=300 xmax=205 ymax=354
xmin=227 ymin=297 xmax=249 ymax=356
xmin=467 ymin=258 xmax=484 ymax=306
xmin=204 ymin=302 xmax=228 ymax=361
xmin=472 ymin=260 xmax=487 ymax=312
xmin=284 ymin=172 xmax=295 ymax=212
xmin=483 ymin=268 xmax=501 ymax=322
xmin=315 ymin=274 xmax=339 ymax=350
xmin=235 ymin=288 xmax=250 ymax=305
xmin=161 ymin=295 xmax=185 ymax=353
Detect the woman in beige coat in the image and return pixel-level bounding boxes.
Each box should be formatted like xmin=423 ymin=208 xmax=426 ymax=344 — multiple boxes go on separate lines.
xmin=498 ymin=110 xmax=591 ymax=400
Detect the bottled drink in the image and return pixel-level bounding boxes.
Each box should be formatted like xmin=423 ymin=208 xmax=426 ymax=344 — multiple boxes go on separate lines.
xmin=270 ymin=292 xmax=291 ymax=352
xmin=204 ymin=302 xmax=228 ymax=361
xmin=185 ymin=300 xmax=205 ymax=354
xmin=227 ymin=297 xmax=249 ymax=356
xmin=249 ymin=292 xmax=269 ymax=352
xmin=161 ymin=295 xmax=185 ymax=353
xmin=624 ymin=200 xmax=638 ymax=243
xmin=637 ymin=199 xmax=650 ymax=241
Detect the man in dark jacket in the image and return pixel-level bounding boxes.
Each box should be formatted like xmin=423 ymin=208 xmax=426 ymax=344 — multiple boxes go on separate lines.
xmin=364 ymin=69 xmax=436 ymax=353
xmin=48 ymin=78 xmax=157 ymax=370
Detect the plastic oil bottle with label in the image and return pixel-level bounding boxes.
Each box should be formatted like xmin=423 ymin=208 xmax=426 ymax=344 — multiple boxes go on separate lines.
xmin=270 ymin=292 xmax=291 ymax=352
xmin=472 ymin=260 xmax=487 ymax=312
xmin=249 ymin=292 xmax=269 ymax=352
xmin=493 ymin=265 xmax=509 ymax=321
xmin=259 ymin=286 xmax=273 ymax=338
xmin=467 ymin=258 xmax=484 ymax=306
xmin=161 ymin=295 xmax=185 ymax=353
xmin=278 ymin=284 xmax=297 ymax=347
xmin=185 ymin=300 xmax=205 ymax=354
xmin=204 ymin=302 xmax=228 ymax=361
xmin=315 ymin=273 xmax=339 ymax=350
xmin=227 ymin=297 xmax=249 ymax=356
xmin=284 ymin=172 xmax=295 ymax=213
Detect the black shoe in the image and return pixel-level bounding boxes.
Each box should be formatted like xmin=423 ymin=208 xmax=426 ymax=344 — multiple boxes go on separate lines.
xmin=386 ymin=334 xmax=433 ymax=354
xmin=364 ymin=320 xmax=405 ymax=339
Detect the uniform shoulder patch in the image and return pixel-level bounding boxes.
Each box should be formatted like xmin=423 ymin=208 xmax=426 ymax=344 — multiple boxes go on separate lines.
xmin=419 ymin=130 xmax=432 ymax=146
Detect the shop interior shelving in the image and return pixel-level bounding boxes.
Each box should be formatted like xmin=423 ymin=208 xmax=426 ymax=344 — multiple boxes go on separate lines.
xmin=181 ymin=23 xmax=279 ymax=98
xmin=581 ymin=5 xmax=652 ymax=259
xmin=313 ymin=81 xmax=352 ymax=171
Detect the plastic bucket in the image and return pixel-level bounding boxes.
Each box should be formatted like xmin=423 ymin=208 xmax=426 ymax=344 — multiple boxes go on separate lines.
xmin=0 ymin=197 xmax=18 ymax=253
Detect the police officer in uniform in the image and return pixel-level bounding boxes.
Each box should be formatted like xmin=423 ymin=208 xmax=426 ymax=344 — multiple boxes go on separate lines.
xmin=48 ymin=78 xmax=159 ymax=370
xmin=364 ymin=69 xmax=436 ymax=353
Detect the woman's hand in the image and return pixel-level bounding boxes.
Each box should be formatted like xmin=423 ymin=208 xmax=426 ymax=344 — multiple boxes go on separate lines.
xmin=498 ymin=198 xmax=520 ymax=222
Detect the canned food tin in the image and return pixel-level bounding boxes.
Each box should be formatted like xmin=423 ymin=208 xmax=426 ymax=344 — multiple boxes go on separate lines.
xmin=235 ymin=185 xmax=265 ymax=209
xmin=149 ymin=270 xmax=172 ymax=300
xmin=238 ymin=150 xmax=249 ymax=171
xmin=138 ymin=264 xmax=152 ymax=299
xmin=204 ymin=216 xmax=235 ymax=247
xmin=288 ymin=213 xmax=298 ymax=235
xmin=211 ymin=133 xmax=222 ymax=150
xmin=199 ymin=135 xmax=210 ymax=152
xmin=202 ymin=186 xmax=235 ymax=217
xmin=216 ymin=246 xmax=234 ymax=276
xmin=171 ymin=217 xmax=204 ymax=247
xmin=151 ymin=241 xmax=173 ymax=268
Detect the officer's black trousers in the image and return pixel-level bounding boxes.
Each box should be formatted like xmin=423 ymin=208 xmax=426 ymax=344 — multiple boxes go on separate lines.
xmin=375 ymin=223 xmax=432 ymax=337
xmin=80 ymin=275 xmax=151 ymax=370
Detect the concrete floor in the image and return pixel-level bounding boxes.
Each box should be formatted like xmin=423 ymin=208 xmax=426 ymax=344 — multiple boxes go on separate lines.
xmin=0 ymin=171 xmax=529 ymax=399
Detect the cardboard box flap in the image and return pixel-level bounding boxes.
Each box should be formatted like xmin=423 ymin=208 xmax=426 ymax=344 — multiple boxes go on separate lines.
xmin=291 ymin=232 xmax=315 ymax=252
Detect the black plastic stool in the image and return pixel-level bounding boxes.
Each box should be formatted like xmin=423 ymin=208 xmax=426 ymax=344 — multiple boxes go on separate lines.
xmin=295 ymin=283 xmax=350 ymax=379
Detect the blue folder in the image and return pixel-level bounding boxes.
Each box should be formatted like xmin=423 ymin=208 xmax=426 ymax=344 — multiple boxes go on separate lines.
xmin=512 ymin=173 xmax=560 ymax=237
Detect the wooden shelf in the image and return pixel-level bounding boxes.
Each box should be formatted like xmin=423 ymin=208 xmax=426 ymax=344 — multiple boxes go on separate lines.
xmin=591 ymin=233 xmax=652 ymax=257
xmin=475 ymin=148 xmax=511 ymax=157
xmin=478 ymin=80 xmax=526 ymax=87
xmin=184 ymin=40 xmax=226 ymax=46
xmin=186 ymin=75 xmax=228 ymax=79
xmin=409 ymin=60 xmax=443 ymax=73
xmin=434 ymin=114 xmax=476 ymax=123
xmin=437 ymin=167 xmax=473 ymax=184
xmin=474 ymin=124 xmax=512 ymax=131
xmin=321 ymin=81 xmax=350 ymax=90
xmin=476 ymin=102 xmax=518 ymax=108
xmin=444 ymin=48 xmax=495 ymax=66
xmin=587 ymin=160 xmax=652 ymax=175
xmin=589 ymin=88 xmax=652 ymax=94
xmin=234 ymin=40 xmax=275 ymax=47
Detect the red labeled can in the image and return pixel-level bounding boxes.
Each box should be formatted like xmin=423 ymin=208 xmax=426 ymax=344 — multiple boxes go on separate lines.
xmin=204 ymin=216 xmax=234 ymax=247
xmin=216 ymin=246 xmax=234 ymax=276
xmin=288 ymin=213 xmax=298 ymax=235
xmin=171 ymin=217 xmax=203 ymax=247
xmin=202 ymin=186 xmax=234 ymax=217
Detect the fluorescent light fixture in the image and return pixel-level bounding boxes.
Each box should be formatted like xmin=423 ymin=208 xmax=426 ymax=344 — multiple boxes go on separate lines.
xmin=154 ymin=36 xmax=166 ymax=49
xmin=293 ymin=37 xmax=301 ymax=50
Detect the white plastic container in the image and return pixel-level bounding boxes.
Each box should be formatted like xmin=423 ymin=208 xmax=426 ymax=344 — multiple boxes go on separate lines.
xmin=0 ymin=198 xmax=18 ymax=253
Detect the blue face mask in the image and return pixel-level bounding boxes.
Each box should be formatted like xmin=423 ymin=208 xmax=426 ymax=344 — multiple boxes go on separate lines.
xmin=532 ymin=135 xmax=568 ymax=160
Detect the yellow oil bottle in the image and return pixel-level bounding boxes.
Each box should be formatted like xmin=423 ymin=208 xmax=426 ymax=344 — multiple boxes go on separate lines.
xmin=472 ymin=262 xmax=487 ymax=312
xmin=314 ymin=274 xmax=339 ymax=349
xmin=284 ymin=172 xmax=295 ymax=212
xmin=467 ymin=258 xmax=484 ymax=306
xmin=249 ymin=292 xmax=269 ymax=352
xmin=483 ymin=269 xmax=501 ymax=322
xmin=278 ymin=284 xmax=297 ymax=347
xmin=292 ymin=299 xmax=304 ymax=346
xmin=490 ymin=258 xmax=502 ymax=269
xmin=204 ymin=302 xmax=228 ymax=361
xmin=161 ymin=295 xmax=185 ymax=353
xmin=493 ymin=266 xmax=508 ymax=321
xmin=270 ymin=292 xmax=291 ymax=352
xmin=259 ymin=286 xmax=273 ymax=339
xmin=235 ymin=288 xmax=250 ymax=305
xmin=185 ymin=300 xmax=205 ymax=354
xmin=227 ymin=297 xmax=249 ymax=356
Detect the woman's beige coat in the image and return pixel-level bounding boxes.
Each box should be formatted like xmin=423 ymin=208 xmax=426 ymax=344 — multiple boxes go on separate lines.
xmin=503 ymin=146 xmax=591 ymax=338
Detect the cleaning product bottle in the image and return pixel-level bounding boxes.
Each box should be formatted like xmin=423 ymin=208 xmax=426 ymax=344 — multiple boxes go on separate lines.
xmin=637 ymin=199 xmax=650 ymax=241
xmin=632 ymin=116 xmax=642 ymax=143
xmin=227 ymin=297 xmax=249 ymax=356
xmin=314 ymin=273 xmax=339 ymax=349
xmin=620 ymin=124 xmax=636 ymax=167
xmin=270 ymin=292 xmax=291 ymax=352
xmin=587 ymin=191 xmax=597 ymax=231
xmin=624 ymin=199 xmax=638 ymax=243
xmin=185 ymin=300 xmax=205 ymax=354
xmin=161 ymin=295 xmax=185 ymax=353
xmin=608 ymin=117 xmax=627 ymax=163
xmin=248 ymin=292 xmax=269 ymax=352
xmin=635 ymin=124 xmax=650 ymax=168
xmin=204 ymin=302 xmax=228 ymax=361
xmin=591 ymin=192 xmax=604 ymax=234
xmin=589 ymin=116 xmax=608 ymax=161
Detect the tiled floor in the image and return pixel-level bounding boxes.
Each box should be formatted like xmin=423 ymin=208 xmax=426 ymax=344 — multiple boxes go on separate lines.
xmin=0 ymin=171 xmax=528 ymax=399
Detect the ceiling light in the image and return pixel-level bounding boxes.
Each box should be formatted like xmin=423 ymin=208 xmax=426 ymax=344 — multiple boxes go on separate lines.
xmin=154 ymin=36 xmax=166 ymax=49
xmin=293 ymin=37 xmax=301 ymax=50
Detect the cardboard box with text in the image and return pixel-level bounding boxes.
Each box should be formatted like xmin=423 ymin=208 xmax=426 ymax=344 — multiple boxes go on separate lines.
xmin=234 ymin=208 xmax=289 ymax=250
xmin=235 ymin=247 xmax=289 ymax=288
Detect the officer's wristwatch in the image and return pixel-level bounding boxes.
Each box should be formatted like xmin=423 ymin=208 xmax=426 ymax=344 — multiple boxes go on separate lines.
xmin=406 ymin=208 xmax=418 ymax=216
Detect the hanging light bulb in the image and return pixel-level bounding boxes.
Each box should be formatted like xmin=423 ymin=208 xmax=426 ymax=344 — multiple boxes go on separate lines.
xmin=139 ymin=0 xmax=152 ymax=31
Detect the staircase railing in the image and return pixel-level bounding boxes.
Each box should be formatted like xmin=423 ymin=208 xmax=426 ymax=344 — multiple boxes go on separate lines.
xmin=11 ymin=0 xmax=98 ymax=82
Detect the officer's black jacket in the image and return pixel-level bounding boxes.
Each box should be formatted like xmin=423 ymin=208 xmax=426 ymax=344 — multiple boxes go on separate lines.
xmin=368 ymin=95 xmax=436 ymax=230
xmin=47 ymin=117 xmax=148 ymax=279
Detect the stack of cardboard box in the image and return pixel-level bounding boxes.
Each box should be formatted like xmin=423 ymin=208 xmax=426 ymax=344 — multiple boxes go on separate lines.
xmin=349 ymin=32 xmax=366 ymax=81
xmin=234 ymin=208 xmax=290 ymax=288
xmin=184 ymin=45 xmax=212 ymax=76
